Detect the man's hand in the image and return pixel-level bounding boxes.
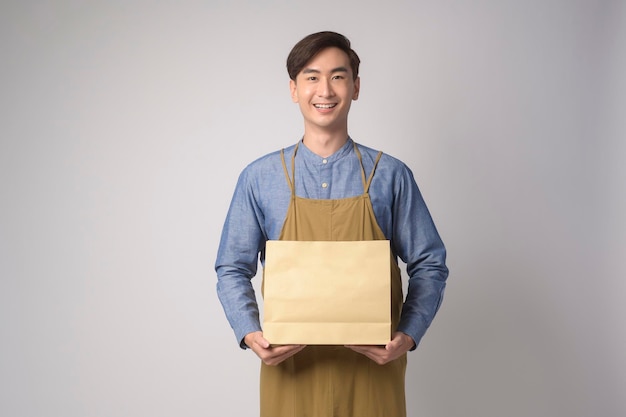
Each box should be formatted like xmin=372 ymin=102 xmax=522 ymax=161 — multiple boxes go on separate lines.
xmin=244 ymin=331 xmax=306 ymax=366
xmin=345 ymin=332 xmax=415 ymax=365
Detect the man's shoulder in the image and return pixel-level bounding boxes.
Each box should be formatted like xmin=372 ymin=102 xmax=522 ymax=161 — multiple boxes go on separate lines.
xmin=354 ymin=142 xmax=410 ymax=171
xmin=239 ymin=144 xmax=298 ymax=175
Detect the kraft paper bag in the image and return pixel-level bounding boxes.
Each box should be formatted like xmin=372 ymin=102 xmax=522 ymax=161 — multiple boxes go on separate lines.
xmin=262 ymin=240 xmax=391 ymax=345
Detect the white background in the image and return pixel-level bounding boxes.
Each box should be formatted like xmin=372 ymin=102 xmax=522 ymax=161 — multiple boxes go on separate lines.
xmin=1 ymin=1 xmax=624 ymax=416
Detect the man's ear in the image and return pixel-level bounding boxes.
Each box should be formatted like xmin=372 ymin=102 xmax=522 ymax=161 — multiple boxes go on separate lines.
xmin=290 ymin=79 xmax=298 ymax=103
xmin=352 ymin=76 xmax=360 ymax=100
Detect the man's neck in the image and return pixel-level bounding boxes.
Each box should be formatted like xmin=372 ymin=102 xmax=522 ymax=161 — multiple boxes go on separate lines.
xmin=301 ymin=129 xmax=349 ymax=158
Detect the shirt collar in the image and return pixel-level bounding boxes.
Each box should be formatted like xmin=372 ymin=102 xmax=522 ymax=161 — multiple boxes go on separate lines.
xmin=298 ymin=137 xmax=354 ymax=164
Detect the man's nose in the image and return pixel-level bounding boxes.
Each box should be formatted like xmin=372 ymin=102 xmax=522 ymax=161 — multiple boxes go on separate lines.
xmin=317 ymin=78 xmax=335 ymax=97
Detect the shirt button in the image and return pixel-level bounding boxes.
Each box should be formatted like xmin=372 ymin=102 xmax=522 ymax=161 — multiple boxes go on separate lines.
xmin=322 ymin=182 xmax=328 ymax=188
xmin=322 ymin=159 xmax=328 ymax=164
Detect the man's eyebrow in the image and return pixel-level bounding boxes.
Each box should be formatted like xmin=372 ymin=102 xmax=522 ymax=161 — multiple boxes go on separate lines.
xmin=301 ymin=66 xmax=349 ymax=74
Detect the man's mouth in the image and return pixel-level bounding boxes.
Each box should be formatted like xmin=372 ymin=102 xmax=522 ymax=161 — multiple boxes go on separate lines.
xmin=314 ymin=103 xmax=337 ymax=109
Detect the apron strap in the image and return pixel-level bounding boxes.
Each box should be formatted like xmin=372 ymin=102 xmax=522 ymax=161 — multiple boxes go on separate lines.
xmin=366 ymin=151 xmax=383 ymax=193
xmin=280 ymin=142 xmax=300 ymax=196
xmin=353 ymin=142 xmax=383 ymax=194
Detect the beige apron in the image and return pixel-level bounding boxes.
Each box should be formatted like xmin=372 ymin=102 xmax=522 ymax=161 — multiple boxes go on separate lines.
xmin=260 ymin=142 xmax=406 ymax=417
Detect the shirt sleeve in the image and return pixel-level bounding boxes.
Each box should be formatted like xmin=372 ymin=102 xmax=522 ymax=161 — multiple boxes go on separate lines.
xmin=215 ymin=167 xmax=266 ymax=349
xmin=392 ymin=165 xmax=449 ymax=349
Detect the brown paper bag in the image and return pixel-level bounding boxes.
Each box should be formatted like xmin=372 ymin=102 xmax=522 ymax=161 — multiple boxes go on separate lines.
xmin=262 ymin=240 xmax=391 ymax=345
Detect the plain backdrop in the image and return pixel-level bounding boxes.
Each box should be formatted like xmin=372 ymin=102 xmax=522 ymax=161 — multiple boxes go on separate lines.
xmin=1 ymin=1 xmax=624 ymax=416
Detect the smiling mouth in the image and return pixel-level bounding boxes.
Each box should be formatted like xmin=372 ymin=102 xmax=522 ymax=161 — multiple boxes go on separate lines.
xmin=314 ymin=103 xmax=337 ymax=109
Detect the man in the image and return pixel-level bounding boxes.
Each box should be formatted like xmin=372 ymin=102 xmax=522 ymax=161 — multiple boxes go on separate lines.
xmin=216 ymin=31 xmax=448 ymax=417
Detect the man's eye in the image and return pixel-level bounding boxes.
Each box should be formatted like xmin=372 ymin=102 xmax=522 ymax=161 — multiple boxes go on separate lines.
xmin=307 ymin=76 xmax=318 ymax=81
xmin=333 ymin=75 xmax=345 ymax=80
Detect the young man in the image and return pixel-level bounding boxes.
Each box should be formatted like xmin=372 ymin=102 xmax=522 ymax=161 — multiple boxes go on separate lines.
xmin=216 ymin=31 xmax=448 ymax=417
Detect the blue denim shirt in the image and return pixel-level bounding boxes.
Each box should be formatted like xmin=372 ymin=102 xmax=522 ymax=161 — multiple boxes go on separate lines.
xmin=216 ymin=139 xmax=448 ymax=349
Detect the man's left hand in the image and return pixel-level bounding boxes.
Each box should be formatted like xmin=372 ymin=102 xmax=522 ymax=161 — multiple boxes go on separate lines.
xmin=345 ymin=331 xmax=415 ymax=365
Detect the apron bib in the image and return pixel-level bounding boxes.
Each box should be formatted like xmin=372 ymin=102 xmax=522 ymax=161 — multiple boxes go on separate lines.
xmin=260 ymin=142 xmax=406 ymax=417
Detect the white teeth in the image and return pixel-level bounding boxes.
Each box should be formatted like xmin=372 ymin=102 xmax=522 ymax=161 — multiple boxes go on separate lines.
xmin=314 ymin=104 xmax=336 ymax=109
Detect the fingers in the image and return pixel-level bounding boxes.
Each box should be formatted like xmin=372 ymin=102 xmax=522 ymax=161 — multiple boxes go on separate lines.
xmin=346 ymin=332 xmax=414 ymax=365
xmin=244 ymin=331 xmax=413 ymax=366
xmin=384 ymin=336 xmax=403 ymax=352
xmin=389 ymin=331 xmax=416 ymax=352
xmin=261 ymin=344 xmax=306 ymax=366
xmin=244 ymin=331 xmax=306 ymax=366
xmin=345 ymin=345 xmax=389 ymax=365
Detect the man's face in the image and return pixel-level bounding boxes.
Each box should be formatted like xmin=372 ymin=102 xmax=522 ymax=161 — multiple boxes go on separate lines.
xmin=290 ymin=47 xmax=360 ymax=134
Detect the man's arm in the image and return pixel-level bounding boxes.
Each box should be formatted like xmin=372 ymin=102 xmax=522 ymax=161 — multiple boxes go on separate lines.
xmin=392 ymin=164 xmax=449 ymax=349
xmin=347 ymin=159 xmax=447 ymax=363
xmin=215 ymin=168 xmax=266 ymax=348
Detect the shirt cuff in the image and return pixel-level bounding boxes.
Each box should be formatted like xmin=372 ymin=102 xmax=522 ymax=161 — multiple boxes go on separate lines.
xmin=236 ymin=323 xmax=263 ymax=350
xmin=396 ymin=321 xmax=427 ymax=351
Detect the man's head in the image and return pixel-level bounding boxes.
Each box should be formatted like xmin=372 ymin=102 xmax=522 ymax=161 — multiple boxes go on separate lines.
xmin=287 ymin=31 xmax=361 ymax=140
xmin=287 ymin=31 xmax=360 ymax=82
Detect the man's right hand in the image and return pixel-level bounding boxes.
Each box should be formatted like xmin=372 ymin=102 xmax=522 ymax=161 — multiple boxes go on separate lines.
xmin=244 ymin=331 xmax=306 ymax=366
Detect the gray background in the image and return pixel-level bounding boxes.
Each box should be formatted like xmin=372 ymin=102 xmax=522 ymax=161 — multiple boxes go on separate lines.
xmin=1 ymin=1 xmax=624 ymax=416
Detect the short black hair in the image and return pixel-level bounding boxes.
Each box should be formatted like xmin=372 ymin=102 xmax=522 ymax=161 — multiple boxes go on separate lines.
xmin=286 ymin=31 xmax=360 ymax=81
